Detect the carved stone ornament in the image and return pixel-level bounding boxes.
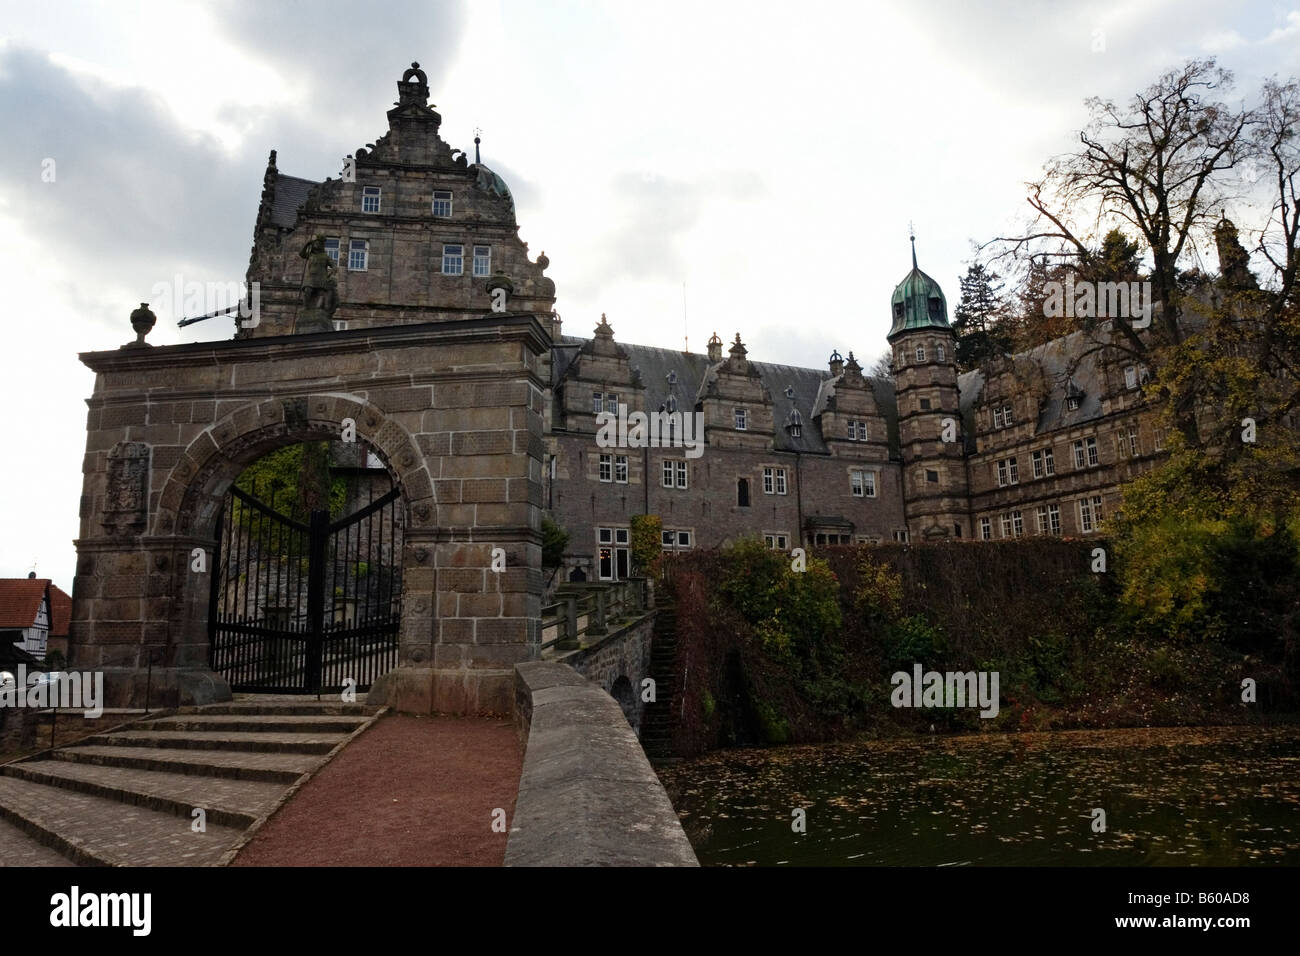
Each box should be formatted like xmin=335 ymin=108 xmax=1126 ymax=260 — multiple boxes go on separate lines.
xmin=103 ymin=442 xmax=151 ymax=533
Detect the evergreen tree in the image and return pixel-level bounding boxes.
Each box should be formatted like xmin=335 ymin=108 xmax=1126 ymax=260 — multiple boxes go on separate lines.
xmin=952 ymin=263 xmax=1012 ymax=369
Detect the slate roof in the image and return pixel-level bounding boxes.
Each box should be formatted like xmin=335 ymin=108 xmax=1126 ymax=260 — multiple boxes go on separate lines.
xmin=556 ymin=337 xmax=900 ymax=457
xmin=269 ymin=174 xmax=319 ymax=229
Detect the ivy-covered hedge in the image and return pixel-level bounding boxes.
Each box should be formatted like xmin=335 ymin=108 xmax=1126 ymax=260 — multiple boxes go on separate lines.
xmin=665 ymin=536 xmax=1296 ymax=757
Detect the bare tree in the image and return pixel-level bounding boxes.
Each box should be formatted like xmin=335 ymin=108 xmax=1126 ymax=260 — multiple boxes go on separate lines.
xmin=987 ymin=58 xmax=1252 ymax=445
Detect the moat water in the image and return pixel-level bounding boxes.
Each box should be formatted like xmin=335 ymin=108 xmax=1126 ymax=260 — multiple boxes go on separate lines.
xmin=657 ymin=725 xmax=1300 ymax=866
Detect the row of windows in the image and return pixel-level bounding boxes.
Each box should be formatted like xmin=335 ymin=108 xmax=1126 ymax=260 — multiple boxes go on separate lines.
xmin=597 ymin=457 xmax=877 ymax=502
xmin=322 ymin=238 xmax=491 ymax=275
xmin=359 ymin=186 xmax=456 ymax=218
xmin=896 ymin=343 xmax=947 ymax=365
xmin=978 ymin=496 xmax=1104 ymax=539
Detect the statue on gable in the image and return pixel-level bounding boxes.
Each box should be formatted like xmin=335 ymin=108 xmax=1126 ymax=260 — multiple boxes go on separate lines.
xmin=296 ymin=234 xmax=339 ymax=334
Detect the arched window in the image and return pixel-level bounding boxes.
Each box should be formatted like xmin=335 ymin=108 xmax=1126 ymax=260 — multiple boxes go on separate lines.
xmin=737 ymin=478 xmax=750 ymax=507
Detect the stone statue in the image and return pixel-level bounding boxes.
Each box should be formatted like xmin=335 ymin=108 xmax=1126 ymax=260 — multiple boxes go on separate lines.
xmin=296 ymin=234 xmax=338 ymax=334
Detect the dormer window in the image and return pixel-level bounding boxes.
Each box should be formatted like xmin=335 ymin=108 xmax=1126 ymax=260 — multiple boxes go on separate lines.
xmin=734 ymin=408 xmax=748 ymax=430
xmin=667 ymin=370 xmax=678 ymax=386
xmin=787 ymin=409 xmax=802 ymax=438
xmin=362 ymin=186 xmax=381 ymax=213
xmin=1067 ymin=396 xmax=1081 ymax=411
xmin=472 ymin=245 xmax=491 ymax=277
xmin=432 ymin=190 xmax=453 ymax=217
xmin=1124 ymin=365 xmax=1138 ymax=389
xmin=993 ymin=404 xmax=1013 ymax=428
xmin=893 ymin=302 xmax=905 ymax=321
xmin=915 ymin=345 xmax=926 ymax=362
xmin=927 ymin=296 xmax=942 ymax=320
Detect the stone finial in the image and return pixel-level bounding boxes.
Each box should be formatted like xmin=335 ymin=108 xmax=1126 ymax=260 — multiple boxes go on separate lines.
xmin=729 ymin=332 xmax=747 ymax=356
xmin=707 ymin=331 xmax=723 ymax=362
xmin=829 ymin=349 xmax=844 ymax=376
xmin=537 ymin=251 xmax=550 ymax=271
xmin=594 ymin=313 xmax=614 ymax=338
xmin=127 ymin=302 xmax=156 ymax=348
xmin=845 ymin=350 xmax=862 ymax=373
xmin=398 ymin=61 xmax=429 ymax=107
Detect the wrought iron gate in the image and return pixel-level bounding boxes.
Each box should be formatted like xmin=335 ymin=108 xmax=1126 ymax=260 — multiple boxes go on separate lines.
xmin=209 ymin=482 xmax=403 ymax=694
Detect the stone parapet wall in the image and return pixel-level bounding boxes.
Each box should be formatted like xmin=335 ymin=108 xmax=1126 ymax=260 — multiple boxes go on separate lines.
xmin=506 ymin=660 xmax=697 ymax=867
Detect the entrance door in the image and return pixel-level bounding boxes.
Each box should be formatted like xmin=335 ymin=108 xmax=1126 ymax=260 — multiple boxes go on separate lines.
xmin=209 ymin=483 xmax=403 ymax=693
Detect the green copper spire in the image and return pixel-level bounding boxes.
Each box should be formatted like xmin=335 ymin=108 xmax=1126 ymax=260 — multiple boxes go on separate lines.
xmin=888 ymin=233 xmax=949 ymax=340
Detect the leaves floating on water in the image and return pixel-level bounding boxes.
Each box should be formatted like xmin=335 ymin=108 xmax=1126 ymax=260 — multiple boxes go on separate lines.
xmin=657 ymin=726 xmax=1300 ymax=867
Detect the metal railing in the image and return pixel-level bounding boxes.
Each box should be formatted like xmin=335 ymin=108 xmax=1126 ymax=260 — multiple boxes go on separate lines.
xmin=540 ymin=577 xmax=650 ymax=653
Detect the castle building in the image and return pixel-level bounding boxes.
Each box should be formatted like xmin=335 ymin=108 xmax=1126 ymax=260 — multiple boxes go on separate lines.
xmin=240 ymin=65 xmax=1221 ymax=582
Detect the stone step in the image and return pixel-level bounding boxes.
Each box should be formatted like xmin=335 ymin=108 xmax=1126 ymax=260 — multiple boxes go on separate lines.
xmin=138 ymin=714 xmax=367 ymax=735
xmin=178 ymin=701 xmax=380 ymax=717
xmin=2 ymin=759 xmax=286 ymax=829
xmin=50 ymin=745 xmax=318 ymax=785
xmin=80 ymin=729 xmax=346 ymax=755
xmin=0 ymin=815 xmax=75 ymax=866
xmin=0 ymin=775 xmax=246 ymax=866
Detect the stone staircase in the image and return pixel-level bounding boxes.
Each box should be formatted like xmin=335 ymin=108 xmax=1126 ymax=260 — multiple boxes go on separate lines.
xmin=640 ymin=606 xmax=681 ymax=764
xmin=0 ymin=699 xmax=382 ymax=866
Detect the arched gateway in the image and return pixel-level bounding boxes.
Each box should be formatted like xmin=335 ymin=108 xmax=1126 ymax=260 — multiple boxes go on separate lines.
xmin=72 ymin=316 xmax=548 ymax=714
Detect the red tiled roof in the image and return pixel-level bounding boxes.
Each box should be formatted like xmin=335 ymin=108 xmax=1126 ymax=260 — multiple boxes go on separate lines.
xmin=49 ymin=585 xmax=72 ymax=638
xmin=0 ymin=578 xmax=49 ymax=629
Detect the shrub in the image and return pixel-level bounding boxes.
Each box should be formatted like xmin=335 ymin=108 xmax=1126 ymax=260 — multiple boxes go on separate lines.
xmin=541 ymin=515 xmax=569 ymax=568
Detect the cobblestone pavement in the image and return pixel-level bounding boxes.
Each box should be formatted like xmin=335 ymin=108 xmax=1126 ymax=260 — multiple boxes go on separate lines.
xmin=231 ymin=714 xmax=522 ymax=867
xmin=0 ymin=700 xmax=378 ymax=866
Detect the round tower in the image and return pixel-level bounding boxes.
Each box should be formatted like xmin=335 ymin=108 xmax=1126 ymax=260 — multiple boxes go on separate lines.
xmin=888 ymin=238 xmax=970 ymax=539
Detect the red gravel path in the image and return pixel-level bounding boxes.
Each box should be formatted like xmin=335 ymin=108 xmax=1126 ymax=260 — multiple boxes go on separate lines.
xmin=231 ymin=714 xmax=522 ymax=866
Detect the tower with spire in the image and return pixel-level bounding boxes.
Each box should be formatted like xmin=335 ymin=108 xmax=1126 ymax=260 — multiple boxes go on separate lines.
xmin=888 ymin=232 xmax=970 ymax=539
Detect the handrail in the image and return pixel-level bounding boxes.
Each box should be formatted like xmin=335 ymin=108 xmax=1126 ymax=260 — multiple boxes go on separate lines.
xmin=539 ymin=578 xmax=651 ymax=653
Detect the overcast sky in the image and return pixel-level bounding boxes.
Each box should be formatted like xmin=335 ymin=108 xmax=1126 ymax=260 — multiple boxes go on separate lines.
xmin=1 ymin=0 xmax=1297 ymax=591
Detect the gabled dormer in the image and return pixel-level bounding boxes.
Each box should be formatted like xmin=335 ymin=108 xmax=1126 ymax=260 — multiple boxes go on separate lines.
xmin=697 ymin=333 xmax=774 ymax=449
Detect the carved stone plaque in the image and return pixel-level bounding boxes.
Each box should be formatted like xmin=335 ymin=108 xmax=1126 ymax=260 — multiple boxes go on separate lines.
xmin=103 ymin=441 xmax=150 ymax=533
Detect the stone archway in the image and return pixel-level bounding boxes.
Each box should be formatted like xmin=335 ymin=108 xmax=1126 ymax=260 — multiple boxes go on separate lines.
xmin=73 ymin=316 xmax=548 ymax=714
xmin=610 ymin=675 xmax=636 ymax=726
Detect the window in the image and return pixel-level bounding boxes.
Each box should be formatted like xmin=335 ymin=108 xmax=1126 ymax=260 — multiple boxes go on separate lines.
xmin=1127 ymin=424 xmax=1139 ymax=457
xmin=925 ymin=469 xmax=939 ymax=483
xmin=442 ymin=244 xmax=464 ymax=275
xmin=937 ymin=345 xmax=946 ymax=362
xmin=661 ymin=530 xmax=692 ymax=551
xmin=996 ymin=457 xmax=1019 ymax=487
xmin=775 ymin=469 xmax=787 ymax=495
xmin=894 ymin=530 xmax=910 ymax=543
xmin=1078 ymin=496 xmax=1104 ymax=533
xmin=919 ymin=397 xmax=932 ymax=411
xmin=734 ymin=408 xmax=748 ymax=430
xmin=993 ymin=404 xmax=1014 ymax=428
xmin=592 ymin=391 xmax=604 ymax=415
xmin=676 ymin=460 xmax=688 ymax=489
xmin=851 ymin=469 xmax=877 ymax=497
xmin=762 ymin=467 xmax=787 ymax=495
xmin=1035 ymin=506 xmax=1049 ymax=535
xmin=1049 ymin=504 xmax=1061 ymax=535
xmin=980 ymin=517 xmax=992 ymax=540
xmin=432 ymin=190 xmax=453 ymax=217
xmin=1138 ymin=365 xmax=1151 ymax=385
xmin=362 ymin=186 xmax=381 ymax=213
xmin=1067 ymin=395 xmax=1081 ymax=411
xmin=1002 ymin=404 xmax=1014 ymax=426
xmin=993 ymin=406 xmax=1004 ymax=429
xmin=663 ymin=459 xmax=688 ymax=489
xmin=603 ymin=393 xmax=620 ymax=415
xmin=614 ymin=454 xmax=628 ymax=484
xmin=737 ymin=478 xmax=750 ymax=507
xmin=348 ymin=239 xmax=368 ymax=271
xmin=1000 ymin=513 xmax=1013 ymax=538
xmin=598 ymin=527 xmax=630 ymax=580
xmin=915 ymin=345 xmax=926 ymax=362
xmin=848 ymin=420 xmax=868 ymax=441
xmin=1153 ymin=427 xmax=1168 ymax=451
xmin=764 ymin=533 xmax=790 ymax=551
xmin=1032 ymin=447 xmax=1056 ymax=478
xmin=1012 ymin=510 xmax=1024 ymax=538
xmin=323 ymin=237 xmax=340 ymax=264
xmin=762 ymin=467 xmax=773 ymax=495
xmin=1124 ymin=365 xmax=1138 ymax=390
xmin=1073 ymin=437 xmax=1098 ymax=468
xmin=472 ymin=245 xmax=491 ymax=277
xmin=598 ymin=454 xmax=612 ymax=482
xmin=662 ymin=461 xmax=674 ymax=488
